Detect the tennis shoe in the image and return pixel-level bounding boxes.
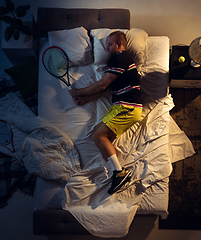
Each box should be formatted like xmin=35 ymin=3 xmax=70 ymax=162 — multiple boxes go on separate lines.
xmin=108 ymin=168 xmax=132 ymax=194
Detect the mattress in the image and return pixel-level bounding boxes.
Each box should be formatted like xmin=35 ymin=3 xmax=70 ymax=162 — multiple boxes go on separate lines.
xmin=35 ymin=36 xmax=168 ymax=214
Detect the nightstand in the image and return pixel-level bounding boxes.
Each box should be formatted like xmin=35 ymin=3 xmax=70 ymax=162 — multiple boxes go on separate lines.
xmin=170 ymin=45 xmax=201 ymax=88
xmin=1 ymin=14 xmax=38 ymax=66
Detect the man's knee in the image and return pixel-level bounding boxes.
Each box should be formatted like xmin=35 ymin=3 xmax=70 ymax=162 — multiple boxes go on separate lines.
xmin=92 ymin=128 xmax=101 ymax=145
xmin=93 ymin=123 xmax=115 ymax=145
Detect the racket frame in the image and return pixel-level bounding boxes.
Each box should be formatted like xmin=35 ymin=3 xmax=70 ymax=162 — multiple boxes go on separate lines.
xmin=42 ymin=46 xmax=71 ymax=87
xmin=0 ymin=120 xmax=23 ymax=165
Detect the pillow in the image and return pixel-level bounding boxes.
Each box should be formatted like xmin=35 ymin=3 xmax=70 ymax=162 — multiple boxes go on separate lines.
xmin=90 ymin=28 xmax=148 ymax=72
xmin=126 ymin=28 xmax=148 ymax=71
xmin=4 ymin=56 xmax=38 ymax=99
xmin=48 ymin=27 xmax=92 ymax=66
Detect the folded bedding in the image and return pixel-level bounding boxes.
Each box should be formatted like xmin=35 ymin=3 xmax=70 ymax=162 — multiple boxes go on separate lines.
xmin=0 ymin=76 xmax=38 ymax=208
xmin=0 ymin=93 xmax=81 ymax=184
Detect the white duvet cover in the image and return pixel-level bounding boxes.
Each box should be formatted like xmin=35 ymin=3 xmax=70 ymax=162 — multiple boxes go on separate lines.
xmin=35 ymin=36 xmax=195 ymax=237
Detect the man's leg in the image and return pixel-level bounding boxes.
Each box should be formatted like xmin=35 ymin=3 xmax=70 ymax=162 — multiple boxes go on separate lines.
xmin=93 ymin=122 xmax=117 ymax=160
xmin=93 ymin=122 xmax=131 ymax=194
xmin=93 ymin=122 xmax=122 ymax=171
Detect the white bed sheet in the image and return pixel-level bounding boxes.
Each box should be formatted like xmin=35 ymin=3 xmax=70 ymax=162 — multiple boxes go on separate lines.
xmin=38 ymin=36 xmax=171 ymax=166
xmin=36 ymin=36 xmax=195 ymax=237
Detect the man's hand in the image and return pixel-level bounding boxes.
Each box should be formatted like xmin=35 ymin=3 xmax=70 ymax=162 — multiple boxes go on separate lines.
xmin=72 ymin=96 xmax=84 ymax=105
xmin=69 ymin=87 xmax=107 ymax=106
xmin=68 ymin=88 xmax=80 ymax=98
xmin=68 ymin=88 xmax=89 ymax=105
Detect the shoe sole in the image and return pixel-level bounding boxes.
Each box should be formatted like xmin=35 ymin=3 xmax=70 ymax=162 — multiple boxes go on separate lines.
xmin=109 ymin=171 xmax=132 ymax=194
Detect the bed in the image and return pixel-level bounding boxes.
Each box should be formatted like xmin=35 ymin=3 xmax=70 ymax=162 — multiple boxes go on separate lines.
xmin=1 ymin=8 xmax=195 ymax=238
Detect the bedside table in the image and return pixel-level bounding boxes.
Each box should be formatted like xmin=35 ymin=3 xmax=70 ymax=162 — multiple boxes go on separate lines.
xmin=170 ymin=45 xmax=201 ymax=88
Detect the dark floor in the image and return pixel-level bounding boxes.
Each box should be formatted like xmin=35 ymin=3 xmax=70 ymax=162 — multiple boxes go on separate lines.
xmin=159 ymin=87 xmax=201 ymax=230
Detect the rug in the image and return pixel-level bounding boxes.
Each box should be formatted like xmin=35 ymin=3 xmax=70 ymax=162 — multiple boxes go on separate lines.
xmin=159 ymin=87 xmax=201 ymax=230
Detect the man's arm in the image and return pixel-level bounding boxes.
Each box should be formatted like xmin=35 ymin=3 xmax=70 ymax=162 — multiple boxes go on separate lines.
xmin=68 ymin=72 xmax=117 ymax=98
xmin=73 ymin=91 xmax=105 ymax=105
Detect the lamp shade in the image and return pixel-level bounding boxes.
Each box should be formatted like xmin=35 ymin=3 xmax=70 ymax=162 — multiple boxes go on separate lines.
xmin=189 ymin=37 xmax=201 ymax=67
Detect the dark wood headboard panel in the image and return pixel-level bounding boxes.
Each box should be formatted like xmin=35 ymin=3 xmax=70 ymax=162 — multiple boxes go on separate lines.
xmin=37 ymin=8 xmax=130 ymax=37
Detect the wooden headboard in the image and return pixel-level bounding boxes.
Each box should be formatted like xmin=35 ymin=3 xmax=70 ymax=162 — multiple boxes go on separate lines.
xmin=36 ymin=8 xmax=130 ymax=37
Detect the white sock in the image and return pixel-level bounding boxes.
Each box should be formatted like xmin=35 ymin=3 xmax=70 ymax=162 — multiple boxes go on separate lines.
xmin=107 ymin=154 xmax=122 ymax=171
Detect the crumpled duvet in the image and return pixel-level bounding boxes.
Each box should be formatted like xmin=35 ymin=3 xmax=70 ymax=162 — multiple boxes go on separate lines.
xmin=22 ymin=124 xmax=81 ymax=183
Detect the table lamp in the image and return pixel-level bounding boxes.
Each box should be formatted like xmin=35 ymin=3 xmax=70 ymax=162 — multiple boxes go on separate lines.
xmin=189 ymin=36 xmax=201 ymax=68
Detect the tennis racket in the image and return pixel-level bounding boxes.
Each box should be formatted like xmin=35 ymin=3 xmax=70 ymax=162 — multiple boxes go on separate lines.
xmin=0 ymin=120 xmax=23 ymax=165
xmin=42 ymin=46 xmax=71 ymax=88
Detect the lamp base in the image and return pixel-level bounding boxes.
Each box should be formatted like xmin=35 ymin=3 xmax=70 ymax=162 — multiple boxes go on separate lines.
xmin=191 ymin=60 xmax=200 ymax=68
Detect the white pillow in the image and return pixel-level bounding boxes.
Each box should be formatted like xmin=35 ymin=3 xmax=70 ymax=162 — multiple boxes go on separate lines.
xmin=48 ymin=27 xmax=92 ymax=66
xmin=90 ymin=28 xmax=148 ymax=72
xmin=126 ymin=28 xmax=148 ymax=71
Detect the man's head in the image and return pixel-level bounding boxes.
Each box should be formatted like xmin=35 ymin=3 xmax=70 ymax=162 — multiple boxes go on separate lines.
xmin=106 ymin=31 xmax=127 ymax=56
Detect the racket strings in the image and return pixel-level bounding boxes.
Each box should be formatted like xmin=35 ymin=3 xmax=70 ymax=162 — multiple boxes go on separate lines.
xmin=42 ymin=46 xmax=71 ymax=87
xmin=44 ymin=48 xmax=68 ymax=77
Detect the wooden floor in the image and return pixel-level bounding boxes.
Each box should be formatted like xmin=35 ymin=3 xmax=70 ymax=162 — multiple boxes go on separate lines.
xmin=159 ymin=87 xmax=201 ymax=230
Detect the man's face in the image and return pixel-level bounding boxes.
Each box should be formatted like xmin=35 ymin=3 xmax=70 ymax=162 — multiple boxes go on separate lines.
xmin=106 ymin=35 xmax=119 ymax=56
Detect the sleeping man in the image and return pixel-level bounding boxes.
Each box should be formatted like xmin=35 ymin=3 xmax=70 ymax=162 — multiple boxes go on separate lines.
xmin=69 ymin=31 xmax=142 ymax=194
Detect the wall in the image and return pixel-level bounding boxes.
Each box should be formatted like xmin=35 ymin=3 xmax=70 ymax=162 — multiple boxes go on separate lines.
xmin=10 ymin=0 xmax=201 ymax=46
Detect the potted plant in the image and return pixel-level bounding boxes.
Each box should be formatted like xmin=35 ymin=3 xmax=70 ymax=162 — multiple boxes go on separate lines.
xmin=0 ymin=0 xmax=32 ymax=41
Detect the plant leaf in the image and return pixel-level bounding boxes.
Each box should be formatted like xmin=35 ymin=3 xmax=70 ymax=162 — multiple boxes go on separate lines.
xmin=15 ymin=5 xmax=30 ymax=17
xmin=0 ymin=6 xmax=9 ymax=15
xmin=15 ymin=5 xmax=30 ymax=14
xmin=13 ymin=18 xmax=19 ymax=28
xmin=5 ymin=25 xmax=14 ymax=41
xmin=16 ymin=18 xmax=23 ymax=26
xmin=16 ymin=10 xmax=26 ymax=17
xmin=18 ymin=24 xmax=32 ymax=36
xmin=13 ymin=28 xmax=20 ymax=40
xmin=0 ymin=15 xmax=13 ymax=24
xmin=5 ymin=0 xmax=15 ymax=12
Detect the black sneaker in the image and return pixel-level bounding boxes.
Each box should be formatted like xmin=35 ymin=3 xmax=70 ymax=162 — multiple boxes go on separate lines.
xmin=108 ymin=168 xmax=132 ymax=194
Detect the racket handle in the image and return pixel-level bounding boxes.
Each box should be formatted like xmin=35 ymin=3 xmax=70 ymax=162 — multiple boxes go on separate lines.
xmin=60 ymin=77 xmax=71 ymax=89
xmin=14 ymin=152 xmax=24 ymax=166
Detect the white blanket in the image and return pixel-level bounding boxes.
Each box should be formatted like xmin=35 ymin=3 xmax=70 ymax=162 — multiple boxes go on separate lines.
xmin=0 ymin=92 xmax=195 ymax=238
xmin=60 ymin=94 xmax=177 ymax=237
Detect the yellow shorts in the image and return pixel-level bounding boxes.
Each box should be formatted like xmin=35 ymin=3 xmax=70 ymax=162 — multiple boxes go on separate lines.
xmin=102 ymin=104 xmax=142 ymax=138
